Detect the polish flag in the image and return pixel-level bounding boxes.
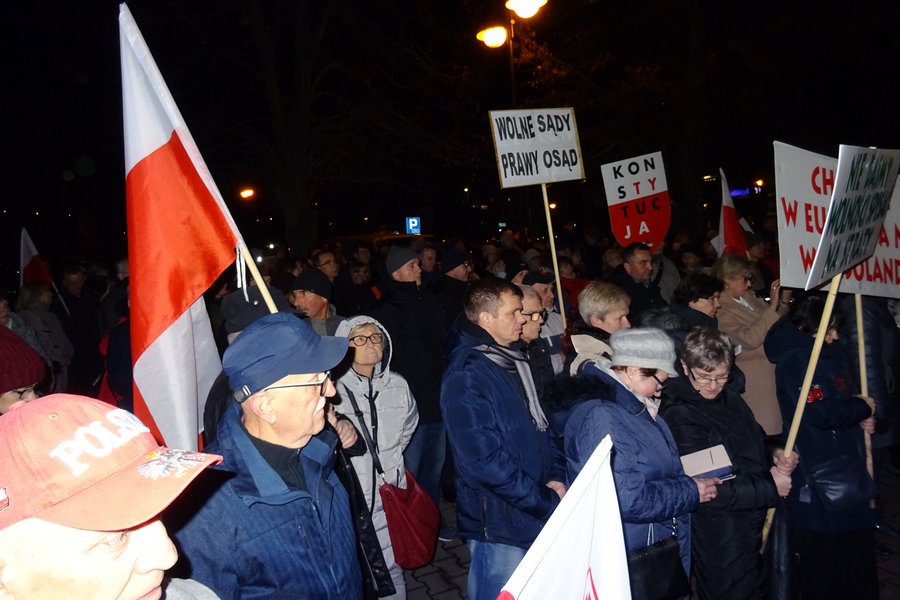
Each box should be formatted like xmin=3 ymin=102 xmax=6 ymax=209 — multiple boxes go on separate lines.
xmin=499 ymin=436 xmax=631 ymax=600
xmin=711 ymin=168 xmax=748 ymax=256
xmin=20 ymin=228 xmax=53 ymax=286
xmin=120 ymin=5 xmax=244 ymax=449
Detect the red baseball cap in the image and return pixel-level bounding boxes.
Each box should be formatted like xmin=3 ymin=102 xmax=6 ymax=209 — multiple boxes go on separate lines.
xmin=0 ymin=394 xmax=222 ymax=532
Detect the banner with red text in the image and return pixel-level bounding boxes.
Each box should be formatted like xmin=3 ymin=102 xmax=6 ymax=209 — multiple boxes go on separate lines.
xmin=499 ymin=436 xmax=631 ymax=600
xmin=600 ymin=151 xmax=671 ymax=249
xmin=774 ymin=141 xmax=900 ymax=298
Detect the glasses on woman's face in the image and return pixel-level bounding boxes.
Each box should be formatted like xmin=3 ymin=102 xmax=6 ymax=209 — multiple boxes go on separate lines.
xmin=350 ymin=333 xmax=384 ymax=347
xmin=11 ymin=384 xmax=37 ymax=399
xmin=651 ymin=374 xmax=666 ymax=391
xmin=687 ymin=368 xmax=729 ymax=386
xmin=521 ymin=308 xmax=548 ymax=322
xmin=263 ymin=371 xmax=331 ymax=397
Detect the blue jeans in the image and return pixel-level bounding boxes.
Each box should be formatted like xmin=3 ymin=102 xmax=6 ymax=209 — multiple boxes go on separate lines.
xmin=466 ymin=540 xmax=527 ymax=600
xmin=403 ymin=420 xmax=446 ymax=507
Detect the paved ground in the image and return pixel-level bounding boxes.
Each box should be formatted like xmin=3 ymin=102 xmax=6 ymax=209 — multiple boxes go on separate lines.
xmin=405 ymin=460 xmax=900 ymax=599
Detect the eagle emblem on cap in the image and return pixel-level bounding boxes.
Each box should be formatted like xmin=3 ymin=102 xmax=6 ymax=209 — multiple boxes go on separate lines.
xmin=138 ymin=449 xmax=207 ymax=480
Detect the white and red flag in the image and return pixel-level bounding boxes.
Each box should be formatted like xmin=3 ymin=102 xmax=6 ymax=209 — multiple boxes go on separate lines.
xmin=711 ymin=168 xmax=749 ymax=256
xmin=499 ymin=436 xmax=631 ymax=600
xmin=20 ymin=228 xmax=53 ymax=287
xmin=120 ymin=4 xmax=243 ymax=449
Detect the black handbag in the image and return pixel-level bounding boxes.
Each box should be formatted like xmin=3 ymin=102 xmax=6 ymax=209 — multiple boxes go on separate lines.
xmin=805 ymin=453 xmax=877 ymax=512
xmin=627 ymin=519 xmax=690 ymax=600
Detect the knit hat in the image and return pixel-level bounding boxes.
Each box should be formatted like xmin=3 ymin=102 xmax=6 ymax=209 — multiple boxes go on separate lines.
xmin=386 ymin=246 xmax=418 ymax=277
xmin=0 ymin=326 xmax=45 ymax=394
xmin=0 ymin=394 xmax=222 ymax=531
xmin=442 ymin=249 xmax=470 ymax=273
xmin=292 ymin=269 xmax=333 ymax=301
xmin=224 ymin=313 xmax=348 ymax=402
xmin=610 ymin=328 xmax=678 ymax=377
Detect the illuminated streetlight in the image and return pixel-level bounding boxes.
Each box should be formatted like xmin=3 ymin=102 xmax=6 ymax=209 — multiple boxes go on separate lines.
xmin=476 ymin=26 xmax=507 ymax=48
xmin=754 ymin=179 xmax=764 ymax=187
xmin=548 ymin=202 xmax=557 ymax=210
xmin=239 ymin=187 xmax=255 ymax=200
xmin=505 ymin=0 xmax=547 ymax=19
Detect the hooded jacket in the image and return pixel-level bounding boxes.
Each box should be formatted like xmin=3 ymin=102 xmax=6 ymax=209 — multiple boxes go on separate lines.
xmin=334 ymin=316 xmax=419 ymax=590
xmin=543 ymin=365 xmax=697 ymax=575
xmin=661 ymin=374 xmax=778 ymax=600
xmin=764 ymin=316 xmax=875 ymax=533
xmin=441 ymin=314 xmax=565 ymax=548
xmin=173 ymin=403 xmax=363 ymax=599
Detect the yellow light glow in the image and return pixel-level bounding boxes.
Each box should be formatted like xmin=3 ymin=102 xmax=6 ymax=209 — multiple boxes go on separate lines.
xmin=505 ymin=0 xmax=547 ymax=19
xmin=755 ymin=179 xmax=764 ymax=187
xmin=239 ymin=188 xmax=255 ymax=199
xmin=476 ymin=26 xmax=508 ymax=48
xmin=549 ymin=203 xmax=557 ymax=209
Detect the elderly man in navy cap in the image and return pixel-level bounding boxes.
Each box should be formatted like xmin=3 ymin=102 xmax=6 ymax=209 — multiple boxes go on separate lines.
xmin=174 ymin=313 xmax=362 ymax=599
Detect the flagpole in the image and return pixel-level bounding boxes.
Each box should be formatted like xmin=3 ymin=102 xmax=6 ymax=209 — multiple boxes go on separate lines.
xmin=854 ymin=293 xmax=875 ymax=508
xmin=238 ymin=245 xmax=278 ymax=313
xmin=762 ymin=272 xmax=842 ymax=549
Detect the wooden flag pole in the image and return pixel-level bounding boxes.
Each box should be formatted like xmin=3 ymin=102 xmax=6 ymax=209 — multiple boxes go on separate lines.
xmin=761 ymin=272 xmax=842 ymax=550
xmin=540 ymin=183 xmax=566 ymax=331
xmin=239 ymin=244 xmax=278 ymax=314
xmin=854 ymin=293 xmax=876 ymax=508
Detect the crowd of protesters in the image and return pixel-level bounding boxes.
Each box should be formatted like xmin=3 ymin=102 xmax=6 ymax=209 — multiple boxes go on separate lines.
xmin=1 ymin=220 xmax=898 ymax=600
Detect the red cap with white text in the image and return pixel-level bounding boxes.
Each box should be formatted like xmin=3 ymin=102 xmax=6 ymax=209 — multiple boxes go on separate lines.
xmin=0 ymin=394 xmax=222 ymax=531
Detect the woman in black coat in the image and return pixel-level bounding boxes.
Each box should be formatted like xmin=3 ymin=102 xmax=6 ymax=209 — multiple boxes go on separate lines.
xmin=662 ymin=328 xmax=796 ymax=600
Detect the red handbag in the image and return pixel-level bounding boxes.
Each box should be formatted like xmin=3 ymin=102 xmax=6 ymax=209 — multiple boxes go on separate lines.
xmin=378 ymin=468 xmax=440 ymax=568
xmin=344 ymin=389 xmax=440 ymax=569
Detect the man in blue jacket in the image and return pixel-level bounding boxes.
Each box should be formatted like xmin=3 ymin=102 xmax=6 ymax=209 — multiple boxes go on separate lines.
xmin=174 ymin=313 xmax=362 ymax=599
xmin=441 ymin=278 xmax=567 ymax=600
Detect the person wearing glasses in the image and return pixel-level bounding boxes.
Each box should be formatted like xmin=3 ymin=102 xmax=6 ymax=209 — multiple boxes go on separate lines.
xmin=0 ymin=324 xmax=45 ymax=413
xmin=515 ymin=284 xmax=553 ymax=397
xmin=661 ymin=328 xmax=796 ymax=600
xmin=334 ymin=317 xmax=419 ymax=599
xmin=713 ymin=253 xmax=789 ymax=440
xmin=544 ymin=327 xmax=720 ymax=597
xmin=173 ymin=313 xmax=363 ymax=599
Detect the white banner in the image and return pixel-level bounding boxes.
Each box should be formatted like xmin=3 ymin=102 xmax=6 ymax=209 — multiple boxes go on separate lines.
xmin=803 ymin=144 xmax=900 ymax=289
xmin=499 ymin=436 xmax=631 ymax=600
xmin=490 ymin=108 xmax=584 ymax=189
xmin=600 ymin=151 xmax=671 ymax=249
xmin=775 ymin=141 xmax=900 ymax=298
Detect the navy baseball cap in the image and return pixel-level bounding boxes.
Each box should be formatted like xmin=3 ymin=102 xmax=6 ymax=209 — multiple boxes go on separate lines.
xmin=223 ymin=313 xmax=349 ymax=402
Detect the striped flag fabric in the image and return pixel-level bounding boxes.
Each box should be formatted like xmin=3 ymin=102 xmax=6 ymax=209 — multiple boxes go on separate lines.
xmin=499 ymin=436 xmax=631 ymax=600
xmin=20 ymin=228 xmax=53 ymax=286
xmin=711 ymin=168 xmax=749 ymax=256
xmin=120 ymin=4 xmax=244 ymax=449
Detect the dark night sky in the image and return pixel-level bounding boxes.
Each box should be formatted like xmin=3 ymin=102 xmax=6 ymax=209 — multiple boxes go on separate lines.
xmin=5 ymin=0 xmax=900 ymax=286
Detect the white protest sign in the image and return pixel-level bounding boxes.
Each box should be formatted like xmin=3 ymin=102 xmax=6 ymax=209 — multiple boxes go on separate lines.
xmin=600 ymin=151 xmax=670 ymax=248
xmin=489 ymin=108 xmax=584 ymax=189
xmin=796 ymin=144 xmax=900 ymax=290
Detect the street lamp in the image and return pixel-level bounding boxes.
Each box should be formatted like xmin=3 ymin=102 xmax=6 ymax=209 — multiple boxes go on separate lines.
xmin=476 ymin=0 xmax=548 ymax=107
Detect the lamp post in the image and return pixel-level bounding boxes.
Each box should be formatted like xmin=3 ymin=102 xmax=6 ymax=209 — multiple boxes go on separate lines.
xmin=476 ymin=0 xmax=548 ymax=108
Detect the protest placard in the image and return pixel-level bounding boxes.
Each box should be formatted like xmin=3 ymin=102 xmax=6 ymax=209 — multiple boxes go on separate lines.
xmin=600 ymin=151 xmax=670 ymax=248
xmin=775 ymin=141 xmax=900 ymax=297
xmin=803 ymin=145 xmax=900 ymax=289
xmin=489 ymin=108 xmax=584 ymax=188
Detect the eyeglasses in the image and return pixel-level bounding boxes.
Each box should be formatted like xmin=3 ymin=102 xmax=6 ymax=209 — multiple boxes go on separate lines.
xmin=10 ymin=384 xmax=37 ymax=399
xmin=687 ymin=369 xmax=729 ymax=386
xmin=521 ymin=308 xmax=549 ymax=322
xmin=350 ymin=333 xmax=384 ymax=346
xmin=260 ymin=371 xmax=332 ymax=398
xmin=651 ymin=374 xmax=665 ymax=390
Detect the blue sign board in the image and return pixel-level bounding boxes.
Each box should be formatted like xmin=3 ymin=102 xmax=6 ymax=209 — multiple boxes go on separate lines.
xmin=406 ymin=217 xmax=421 ymax=235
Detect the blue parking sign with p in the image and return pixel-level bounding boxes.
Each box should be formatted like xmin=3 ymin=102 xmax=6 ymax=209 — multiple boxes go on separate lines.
xmin=406 ymin=217 xmax=421 ymax=235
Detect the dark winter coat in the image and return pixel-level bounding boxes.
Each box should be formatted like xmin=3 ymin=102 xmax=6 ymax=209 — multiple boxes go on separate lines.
xmin=765 ymin=316 xmax=876 ymax=533
xmin=174 ymin=403 xmax=363 ymax=599
xmin=610 ymin=268 xmax=667 ymax=325
xmin=368 ymin=278 xmax=446 ymax=422
xmin=543 ymin=368 xmax=697 ymax=575
xmin=662 ymin=375 xmax=779 ymax=600
xmin=441 ymin=316 xmax=565 ymax=548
